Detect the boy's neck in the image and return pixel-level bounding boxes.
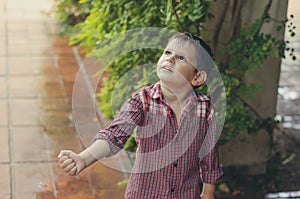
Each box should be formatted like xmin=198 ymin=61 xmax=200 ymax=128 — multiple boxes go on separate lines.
xmin=160 ymin=81 xmax=192 ymax=105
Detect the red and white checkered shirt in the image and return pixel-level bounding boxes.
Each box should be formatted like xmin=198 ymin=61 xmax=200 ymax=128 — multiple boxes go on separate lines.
xmin=95 ymin=82 xmax=223 ymax=199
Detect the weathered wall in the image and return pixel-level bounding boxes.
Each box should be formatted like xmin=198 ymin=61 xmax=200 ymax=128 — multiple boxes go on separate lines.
xmin=242 ymin=0 xmax=288 ymax=118
xmin=204 ymin=0 xmax=288 ymax=174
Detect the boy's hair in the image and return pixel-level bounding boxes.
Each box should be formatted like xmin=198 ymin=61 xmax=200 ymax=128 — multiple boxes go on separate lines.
xmin=168 ymin=32 xmax=215 ymax=74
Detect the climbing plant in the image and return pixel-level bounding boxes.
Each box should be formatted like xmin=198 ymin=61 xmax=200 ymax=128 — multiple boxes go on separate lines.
xmin=52 ymin=0 xmax=92 ymax=34
xmin=69 ymin=0 xmax=212 ymax=119
xmin=213 ymin=0 xmax=296 ymax=140
xmin=54 ymin=0 xmax=295 ymax=146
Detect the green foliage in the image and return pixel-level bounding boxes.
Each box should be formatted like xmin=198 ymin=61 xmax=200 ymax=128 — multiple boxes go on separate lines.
xmin=53 ymin=0 xmax=296 ymax=145
xmin=69 ymin=0 xmax=211 ymax=47
xmin=123 ymin=134 xmax=138 ymax=164
xmin=69 ymin=0 xmax=211 ymax=120
xmin=53 ymin=0 xmax=92 ymax=34
xmin=117 ymin=179 xmax=128 ymax=189
xmin=219 ymin=13 xmax=296 ymax=140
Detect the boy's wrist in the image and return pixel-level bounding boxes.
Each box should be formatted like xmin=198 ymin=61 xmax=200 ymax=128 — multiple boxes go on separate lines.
xmin=201 ymin=183 xmax=215 ymax=199
xmin=78 ymin=139 xmax=110 ymax=168
xmin=78 ymin=153 xmax=87 ymax=168
xmin=200 ymin=192 xmax=215 ymax=199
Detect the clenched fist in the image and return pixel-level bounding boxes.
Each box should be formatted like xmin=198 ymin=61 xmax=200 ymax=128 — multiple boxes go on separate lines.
xmin=58 ymin=150 xmax=86 ymax=176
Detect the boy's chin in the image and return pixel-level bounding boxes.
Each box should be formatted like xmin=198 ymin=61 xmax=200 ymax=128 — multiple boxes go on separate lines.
xmin=159 ymin=79 xmax=193 ymax=89
xmin=157 ymin=74 xmax=173 ymax=84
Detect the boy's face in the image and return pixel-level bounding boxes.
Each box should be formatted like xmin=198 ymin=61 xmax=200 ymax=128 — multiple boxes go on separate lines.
xmin=157 ymin=39 xmax=200 ymax=88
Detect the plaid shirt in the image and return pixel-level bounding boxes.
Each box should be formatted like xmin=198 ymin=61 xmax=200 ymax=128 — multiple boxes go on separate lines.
xmin=95 ymin=82 xmax=223 ymax=199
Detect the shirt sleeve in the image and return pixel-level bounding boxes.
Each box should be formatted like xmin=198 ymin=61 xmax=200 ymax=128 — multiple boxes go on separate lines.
xmin=199 ymin=102 xmax=223 ymax=184
xmin=94 ymin=91 xmax=144 ymax=157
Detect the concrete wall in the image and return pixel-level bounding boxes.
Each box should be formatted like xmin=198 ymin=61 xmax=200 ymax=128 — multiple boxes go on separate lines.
xmin=204 ymin=0 xmax=288 ymax=175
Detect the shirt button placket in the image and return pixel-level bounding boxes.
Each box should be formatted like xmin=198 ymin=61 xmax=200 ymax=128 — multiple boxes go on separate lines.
xmin=170 ymin=188 xmax=175 ymax=198
xmin=170 ymin=162 xmax=178 ymax=198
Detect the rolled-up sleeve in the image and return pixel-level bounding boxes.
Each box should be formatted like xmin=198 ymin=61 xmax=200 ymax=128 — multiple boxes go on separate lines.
xmin=199 ymin=103 xmax=223 ymax=184
xmin=199 ymin=146 xmax=223 ymax=184
xmin=94 ymin=91 xmax=144 ymax=157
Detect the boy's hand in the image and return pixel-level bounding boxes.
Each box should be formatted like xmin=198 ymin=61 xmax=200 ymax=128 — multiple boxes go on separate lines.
xmin=58 ymin=150 xmax=85 ymax=176
xmin=200 ymin=193 xmax=214 ymax=199
xmin=201 ymin=183 xmax=215 ymax=199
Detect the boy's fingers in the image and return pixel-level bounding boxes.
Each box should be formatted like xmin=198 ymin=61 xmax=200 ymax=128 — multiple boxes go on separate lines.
xmin=69 ymin=152 xmax=82 ymax=163
xmin=64 ymin=162 xmax=75 ymax=173
xmin=58 ymin=155 xmax=69 ymax=164
xmin=68 ymin=165 xmax=78 ymax=176
xmin=58 ymin=156 xmax=72 ymax=169
xmin=61 ymin=158 xmax=74 ymax=169
xmin=57 ymin=150 xmax=80 ymax=176
xmin=58 ymin=150 xmax=73 ymax=158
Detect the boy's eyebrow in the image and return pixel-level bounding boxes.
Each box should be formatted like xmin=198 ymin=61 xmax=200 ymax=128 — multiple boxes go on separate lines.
xmin=163 ymin=47 xmax=197 ymax=68
xmin=164 ymin=47 xmax=185 ymax=56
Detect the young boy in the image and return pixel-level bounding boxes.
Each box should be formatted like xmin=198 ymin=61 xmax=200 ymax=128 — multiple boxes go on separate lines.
xmin=58 ymin=32 xmax=223 ymax=199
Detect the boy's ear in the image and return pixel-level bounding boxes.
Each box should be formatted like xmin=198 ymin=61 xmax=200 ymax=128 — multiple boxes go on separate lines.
xmin=191 ymin=71 xmax=207 ymax=87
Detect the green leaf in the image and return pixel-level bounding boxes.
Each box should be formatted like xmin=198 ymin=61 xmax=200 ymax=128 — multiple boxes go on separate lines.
xmin=117 ymin=180 xmax=128 ymax=188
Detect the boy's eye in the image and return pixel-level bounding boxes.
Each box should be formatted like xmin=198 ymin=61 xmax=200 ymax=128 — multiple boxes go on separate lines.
xmin=178 ymin=56 xmax=186 ymax=61
xmin=164 ymin=50 xmax=171 ymax=55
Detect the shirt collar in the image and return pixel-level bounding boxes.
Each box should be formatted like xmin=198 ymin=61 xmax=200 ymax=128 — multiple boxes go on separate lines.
xmin=151 ymin=82 xmax=163 ymax=100
xmin=188 ymin=89 xmax=210 ymax=104
xmin=151 ymin=82 xmax=209 ymax=104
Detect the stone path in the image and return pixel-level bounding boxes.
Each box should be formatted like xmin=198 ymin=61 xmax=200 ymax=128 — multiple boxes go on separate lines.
xmin=0 ymin=0 xmax=128 ymax=198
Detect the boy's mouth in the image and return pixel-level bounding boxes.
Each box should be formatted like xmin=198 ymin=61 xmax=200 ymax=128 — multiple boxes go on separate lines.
xmin=161 ymin=65 xmax=174 ymax=72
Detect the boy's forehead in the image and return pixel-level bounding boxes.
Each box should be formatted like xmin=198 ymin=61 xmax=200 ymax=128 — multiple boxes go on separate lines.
xmin=166 ymin=39 xmax=195 ymax=52
xmin=165 ymin=39 xmax=197 ymax=62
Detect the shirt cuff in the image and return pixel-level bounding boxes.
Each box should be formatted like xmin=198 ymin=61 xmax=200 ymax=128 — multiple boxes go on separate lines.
xmin=93 ymin=131 xmax=122 ymax=157
xmin=200 ymin=164 xmax=223 ymax=184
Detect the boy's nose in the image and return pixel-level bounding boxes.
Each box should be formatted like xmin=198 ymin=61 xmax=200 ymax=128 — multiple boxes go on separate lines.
xmin=166 ymin=55 xmax=175 ymax=63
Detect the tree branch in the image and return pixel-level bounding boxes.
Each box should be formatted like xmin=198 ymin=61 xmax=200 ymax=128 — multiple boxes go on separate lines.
xmin=211 ymin=0 xmax=229 ymax=54
xmin=262 ymin=0 xmax=272 ymax=20
xmin=219 ymin=0 xmax=243 ymax=71
xmin=171 ymin=2 xmax=184 ymax=32
xmin=237 ymin=95 xmax=263 ymax=119
xmin=253 ymin=0 xmax=273 ymax=36
xmin=227 ymin=0 xmax=242 ymax=43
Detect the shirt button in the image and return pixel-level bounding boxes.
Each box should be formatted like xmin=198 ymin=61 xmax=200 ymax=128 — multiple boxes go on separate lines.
xmin=171 ymin=188 xmax=175 ymax=193
xmin=201 ymin=163 xmax=208 ymax=171
xmin=173 ymin=163 xmax=178 ymax=167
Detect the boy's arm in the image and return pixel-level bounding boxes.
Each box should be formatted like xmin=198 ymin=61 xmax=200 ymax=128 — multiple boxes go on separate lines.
xmin=199 ymin=102 xmax=223 ymax=198
xmin=58 ymin=139 xmax=110 ymax=176
xmin=200 ymin=183 xmax=215 ymax=199
xmin=59 ymin=89 xmax=145 ymax=175
xmin=79 ymin=139 xmax=110 ymax=167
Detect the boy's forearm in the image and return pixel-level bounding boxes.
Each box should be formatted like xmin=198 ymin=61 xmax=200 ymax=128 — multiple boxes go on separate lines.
xmin=79 ymin=139 xmax=110 ymax=168
xmin=201 ymin=183 xmax=215 ymax=199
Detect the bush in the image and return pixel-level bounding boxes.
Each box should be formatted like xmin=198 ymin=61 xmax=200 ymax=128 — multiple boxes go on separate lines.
xmin=53 ymin=0 xmax=296 ymax=149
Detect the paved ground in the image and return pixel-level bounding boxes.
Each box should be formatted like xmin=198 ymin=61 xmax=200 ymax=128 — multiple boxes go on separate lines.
xmin=0 ymin=0 xmax=128 ymax=198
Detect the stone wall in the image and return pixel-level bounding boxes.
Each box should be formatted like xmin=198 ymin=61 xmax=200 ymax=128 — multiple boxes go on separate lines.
xmin=204 ymin=0 xmax=288 ymax=175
